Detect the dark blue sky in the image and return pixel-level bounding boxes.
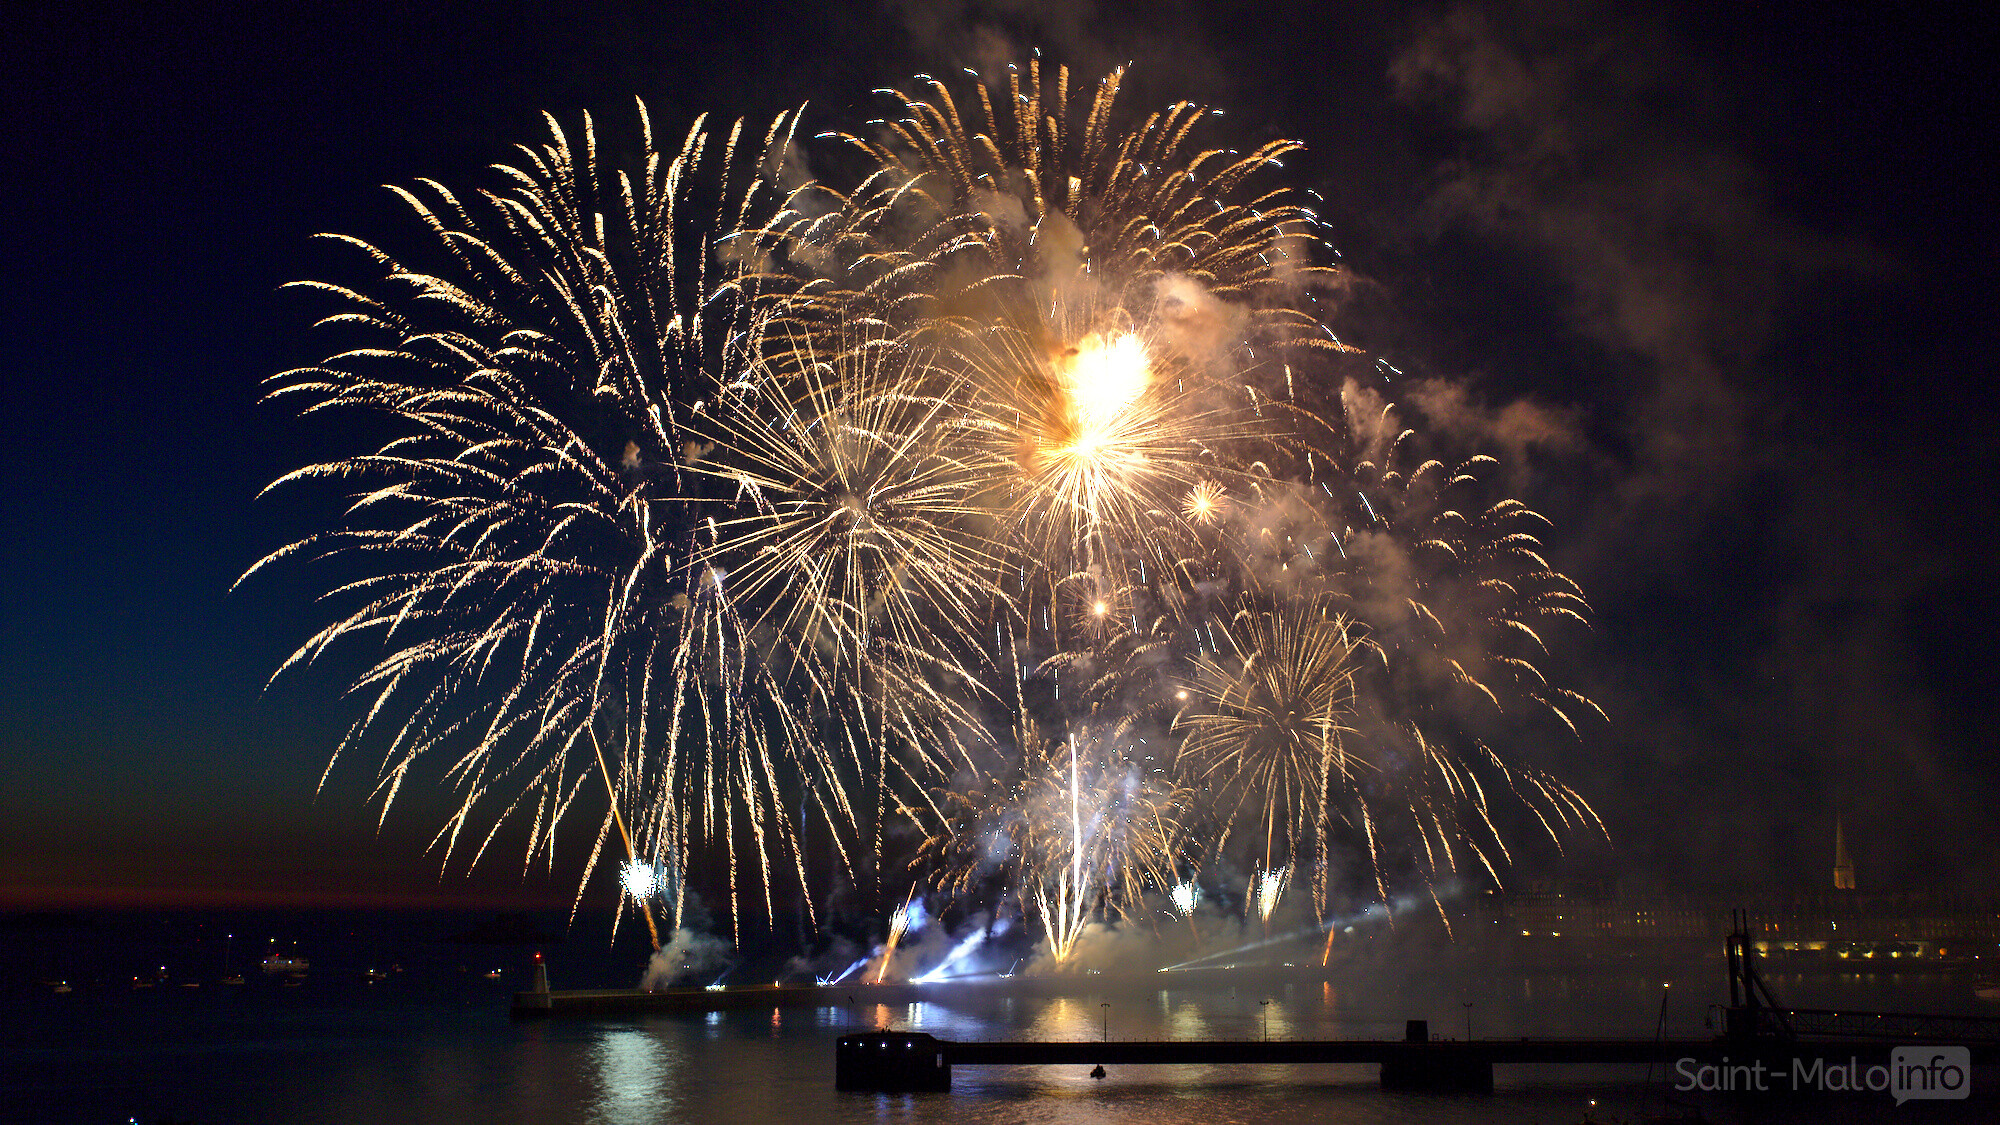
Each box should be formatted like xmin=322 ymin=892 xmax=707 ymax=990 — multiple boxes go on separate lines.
xmin=5 ymin=0 xmax=1996 ymax=909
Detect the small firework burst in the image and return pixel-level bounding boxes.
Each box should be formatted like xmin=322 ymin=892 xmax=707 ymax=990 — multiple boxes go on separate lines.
xmin=1183 ymin=481 xmax=1225 ymax=525
xmin=1177 ymin=593 xmax=1363 ymax=914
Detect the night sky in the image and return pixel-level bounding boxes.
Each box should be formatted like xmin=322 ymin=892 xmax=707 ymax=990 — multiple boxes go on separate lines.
xmin=5 ymin=0 xmax=1996 ymax=911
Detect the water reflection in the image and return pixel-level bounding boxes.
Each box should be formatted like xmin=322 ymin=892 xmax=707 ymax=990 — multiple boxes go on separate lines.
xmin=35 ymin=963 xmax=1994 ymax=1124
xmin=589 ymin=1028 xmax=679 ymax=1125
xmin=1162 ymin=998 xmax=1211 ymax=1040
xmin=1030 ymin=995 xmax=1099 ymax=1041
xmin=1260 ymin=997 xmax=1292 ymax=1040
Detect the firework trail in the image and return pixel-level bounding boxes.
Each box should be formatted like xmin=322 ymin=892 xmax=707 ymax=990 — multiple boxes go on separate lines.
xmin=681 ymin=328 xmax=1016 ymax=891
xmin=876 ymin=888 xmax=923 ymax=982
xmin=931 ymin=728 xmax=1187 ymax=965
xmin=1326 ymin=413 xmax=1608 ymax=903
xmin=692 ymin=332 xmax=1001 ymax=665
xmin=1176 ymin=593 xmax=1362 ymax=917
xmin=921 ymin=631 xmax=1188 ymax=965
xmin=253 ymin=61 xmax=1605 ymax=954
xmin=243 ymin=103 xmax=895 ymax=939
xmin=806 ymin=63 xmax=1352 ymax=602
xmin=1251 ymin=866 xmax=1292 ymax=925
xmin=813 ymin=62 xmax=1344 ymax=354
xmin=947 ymin=317 xmax=1252 ymax=612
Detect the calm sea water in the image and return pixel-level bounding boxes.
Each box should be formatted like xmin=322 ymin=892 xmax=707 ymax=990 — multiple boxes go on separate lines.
xmin=5 ymin=911 xmax=1995 ymax=1124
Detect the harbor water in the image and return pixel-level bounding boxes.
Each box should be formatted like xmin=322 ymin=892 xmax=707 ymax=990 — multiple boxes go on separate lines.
xmin=5 ymin=911 xmax=1996 ymax=1124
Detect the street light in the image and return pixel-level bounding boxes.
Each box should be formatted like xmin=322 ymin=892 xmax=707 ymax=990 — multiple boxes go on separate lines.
xmin=1463 ymin=1001 xmax=1474 ymax=1041
xmin=1260 ymin=998 xmax=1271 ymax=1041
xmin=1101 ymin=1002 xmax=1111 ymax=1042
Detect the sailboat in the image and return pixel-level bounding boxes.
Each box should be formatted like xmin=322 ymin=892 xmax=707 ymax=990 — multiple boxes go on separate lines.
xmin=220 ymin=932 xmax=244 ymax=986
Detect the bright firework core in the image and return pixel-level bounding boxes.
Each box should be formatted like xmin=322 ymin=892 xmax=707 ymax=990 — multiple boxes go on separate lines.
xmin=1062 ymin=331 xmax=1150 ymax=437
xmin=1184 ymin=480 xmax=1222 ymax=524
xmin=1255 ymin=867 xmax=1292 ymax=924
xmin=621 ymin=862 xmax=657 ymax=900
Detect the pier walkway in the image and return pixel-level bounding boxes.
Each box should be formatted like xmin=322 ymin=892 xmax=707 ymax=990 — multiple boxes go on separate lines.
xmin=835 ymin=1027 xmax=2000 ymax=1092
xmin=836 ymin=914 xmax=2000 ymax=1092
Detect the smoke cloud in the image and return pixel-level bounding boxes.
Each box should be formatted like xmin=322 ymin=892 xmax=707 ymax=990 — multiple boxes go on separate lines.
xmin=1379 ymin=0 xmax=1965 ymax=887
xmin=640 ymin=927 xmax=734 ymax=990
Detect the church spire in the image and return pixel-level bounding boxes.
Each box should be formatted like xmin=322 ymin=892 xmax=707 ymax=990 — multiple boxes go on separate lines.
xmin=1834 ymin=815 xmax=1856 ymax=890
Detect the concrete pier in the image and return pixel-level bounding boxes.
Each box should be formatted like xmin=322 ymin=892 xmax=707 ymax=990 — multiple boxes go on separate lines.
xmin=833 ymin=1029 xmax=1999 ymax=1093
xmin=836 ymin=1032 xmax=951 ymax=1092
xmin=513 ymin=981 xmax=931 ymax=1017
xmin=1378 ymin=1020 xmax=1493 ymax=1092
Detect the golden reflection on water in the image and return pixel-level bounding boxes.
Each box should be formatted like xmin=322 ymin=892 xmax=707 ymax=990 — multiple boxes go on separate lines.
xmin=55 ymin=965 xmax=1888 ymax=1124
xmin=1163 ymin=997 xmax=1211 ymax=1040
xmin=589 ymin=1027 xmax=676 ymax=1125
xmin=1030 ymin=995 xmax=1095 ymax=1040
xmin=1259 ymin=997 xmax=1293 ymax=1040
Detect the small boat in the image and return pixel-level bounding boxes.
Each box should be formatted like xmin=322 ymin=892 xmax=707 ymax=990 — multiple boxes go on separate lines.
xmin=220 ymin=974 xmax=245 ymax=986
xmin=261 ymin=955 xmax=310 ymax=975
xmin=1974 ymin=980 xmax=2000 ymax=1001
xmin=51 ymin=981 xmax=72 ymax=994
xmin=1583 ymin=1097 xmax=1707 ymax=1123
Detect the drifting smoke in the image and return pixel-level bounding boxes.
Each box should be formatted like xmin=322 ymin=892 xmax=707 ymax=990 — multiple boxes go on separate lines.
xmin=781 ymin=934 xmax=866 ymax=984
xmin=640 ymin=928 xmax=734 ymax=990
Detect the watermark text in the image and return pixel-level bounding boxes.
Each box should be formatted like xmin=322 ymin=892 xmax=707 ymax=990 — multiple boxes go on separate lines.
xmin=1673 ymin=1047 xmax=1969 ymax=1104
